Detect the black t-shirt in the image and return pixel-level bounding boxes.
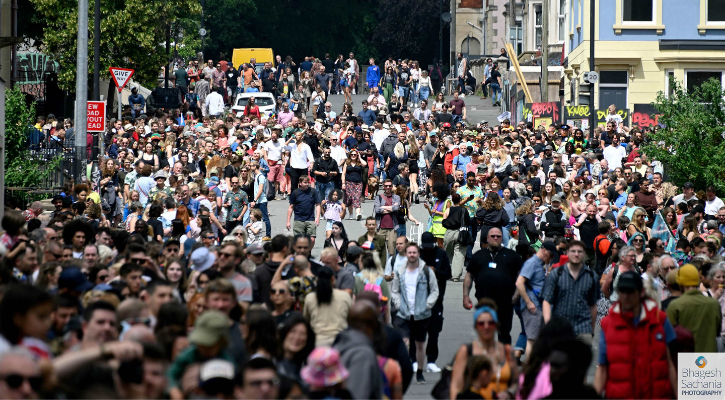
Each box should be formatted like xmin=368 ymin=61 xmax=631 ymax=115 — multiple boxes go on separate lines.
xmin=226 ymin=68 xmax=240 ymax=87
xmin=148 ymin=218 xmax=164 ymax=240
xmin=322 ymin=59 xmax=335 ymax=74
xmin=398 ymin=68 xmax=410 ymax=87
xmin=357 ymin=141 xmax=372 ymax=161
xmin=345 ymin=164 xmax=363 ymax=183
xmin=314 ymin=73 xmax=330 ymax=91
xmin=466 ymin=247 xmax=522 ymax=302
xmin=489 ymin=69 xmax=501 ymax=84
xmin=435 ymin=113 xmax=453 ymax=125
xmin=224 ymin=164 xmax=238 ymax=180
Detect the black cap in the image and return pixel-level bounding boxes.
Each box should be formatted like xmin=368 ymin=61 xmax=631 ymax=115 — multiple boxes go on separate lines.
xmin=421 ymin=232 xmax=436 ymax=248
xmin=52 ymin=195 xmax=63 ymax=202
xmin=616 ymin=271 xmax=643 ymax=292
xmin=692 ymin=205 xmax=705 ymax=214
xmin=541 ymin=240 xmax=560 ymax=264
xmin=683 ymin=182 xmax=695 ymax=189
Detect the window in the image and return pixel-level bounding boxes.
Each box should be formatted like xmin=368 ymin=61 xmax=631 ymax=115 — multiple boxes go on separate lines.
xmin=599 ymin=71 xmax=628 ymax=112
xmin=685 ymin=71 xmax=723 ymax=93
xmin=558 ymin=0 xmax=567 ymax=42
xmin=665 ymin=70 xmax=674 ymax=98
xmin=623 ymin=0 xmax=653 ymax=22
xmin=515 ymin=20 xmax=524 ymax=54
xmin=709 ymin=0 xmax=725 ymax=22
xmin=534 ymin=4 xmax=543 ymax=49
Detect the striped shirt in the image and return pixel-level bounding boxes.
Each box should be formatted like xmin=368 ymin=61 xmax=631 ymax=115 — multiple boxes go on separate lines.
xmin=541 ymin=264 xmax=600 ymax=335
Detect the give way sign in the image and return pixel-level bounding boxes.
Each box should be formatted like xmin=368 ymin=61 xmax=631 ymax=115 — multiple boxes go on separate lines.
xmin=109 ymin=67 xmax=135 ymax=92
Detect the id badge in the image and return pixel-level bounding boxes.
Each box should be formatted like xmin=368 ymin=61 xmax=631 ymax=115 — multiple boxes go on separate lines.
xmin=489 ymin=262 xmax=497 ymax=269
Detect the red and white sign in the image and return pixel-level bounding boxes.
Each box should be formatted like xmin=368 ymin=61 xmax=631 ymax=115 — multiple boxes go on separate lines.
xmin=87 ymin=101 xmax=106 ymax=132
xmin=109 ymin=67 xmax=135 ymax=92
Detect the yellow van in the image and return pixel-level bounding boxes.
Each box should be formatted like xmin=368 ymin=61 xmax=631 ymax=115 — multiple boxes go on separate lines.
xmin=232 ymin=48 xmax=274 ymax=74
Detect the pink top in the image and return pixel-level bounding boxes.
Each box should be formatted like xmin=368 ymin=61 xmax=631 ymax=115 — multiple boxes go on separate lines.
xmin=516 ymin=362 xmax=552 ymax=400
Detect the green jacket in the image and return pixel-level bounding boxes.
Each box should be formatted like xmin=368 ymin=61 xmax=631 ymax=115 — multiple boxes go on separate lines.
xmin=166 ymin=344 xmax=235 ymax=390
xmin=667 ymin=290 xmax=722 ymax=353
xmin=358 ymin=233 xmax=388 ymax=264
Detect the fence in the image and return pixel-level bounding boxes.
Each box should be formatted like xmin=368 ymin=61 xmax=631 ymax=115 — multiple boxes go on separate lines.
xmin=6 ymin=146 xmax=79 ymax=204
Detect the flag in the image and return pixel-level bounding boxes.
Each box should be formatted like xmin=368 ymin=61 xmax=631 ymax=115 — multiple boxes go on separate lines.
xmin=652 ymin=211 xmax=676 ymax=253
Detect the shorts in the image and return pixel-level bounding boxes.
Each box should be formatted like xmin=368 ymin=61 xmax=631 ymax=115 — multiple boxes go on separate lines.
xmin=521 ymin=307 xmax=544 ymax=339
xmin=293 ymin=220 xmax=317 ymax=237
xmin=394 ymin=315 xmax=431 ymax=343
xmin=268 ymin=163 xmax=284 ymax=183
xmin=325 ymin=220 xmax=340 ymax=231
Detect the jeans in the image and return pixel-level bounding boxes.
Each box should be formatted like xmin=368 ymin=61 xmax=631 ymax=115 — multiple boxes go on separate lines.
xmin=419 ymin=86 xmax=430 ymax=101
xmin=513 ymin=302 xmax=528 ymax=352
xmin=398 ymin=86 xmax=409 ymax=101
xmin=502 ymin=222 xmax=514 ymax=247
xmin=411 ymin=81 xmax=419 ymax=104
xmin=491 ymin=83 xmax=501 ymax=104
xmin=465 ymin=219 xmax=480 ymax=265
xmin=397 ymin=224 xmax=406 ymax=238
xmin=375 ymin=154 xmax=387 ymax=180
xmin=317 ymin=181 xmax=335 ymax=203
xmin=452 ymin=114 xmax=463 ymax=125
xmin=255 ymin=201 xmax=271 ymax=237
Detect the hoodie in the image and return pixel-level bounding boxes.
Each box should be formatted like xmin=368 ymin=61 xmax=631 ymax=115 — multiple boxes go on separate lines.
xmin=254 ymin=260 xmax=281 ymax=308
xmin=391 ymin=259 xmax=439 ymax=320
xmin=333 ymin=329 xmax=382 ymax=400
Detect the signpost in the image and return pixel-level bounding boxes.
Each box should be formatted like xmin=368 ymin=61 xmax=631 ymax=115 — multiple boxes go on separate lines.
xmin=86 ymin=101 xmax=106 ymax=132
xmin=109 ymin=67 xmax=134 ymax=121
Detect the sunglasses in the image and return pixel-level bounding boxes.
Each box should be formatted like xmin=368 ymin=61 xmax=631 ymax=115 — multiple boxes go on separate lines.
xmin=633 ymin=239 xmax=644 ymax=243
xmin=204 ymin=236 xmax=215 ymax=240
xmin=489 ymin=235 xmax=502 ymax=238
xmin=271 ymin=289 xmax=286 ymax=294
xmin=476 ymin=321 xmax=496 ymax=328
xmin=130 ymin=257 xmax=146 ymax=264
xmin=0 ymin=374 xmax=42 ymax=392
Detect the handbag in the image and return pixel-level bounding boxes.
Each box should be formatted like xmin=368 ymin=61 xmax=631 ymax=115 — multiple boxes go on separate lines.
xmin=455 ymin=208 xmax=472 ymax=246
xmin=431 ymin=343 xmax=473 ymax=400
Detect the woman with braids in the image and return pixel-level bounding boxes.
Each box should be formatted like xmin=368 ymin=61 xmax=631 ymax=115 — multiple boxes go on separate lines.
xmin=303 ymin=266 xmax=352 ymax=347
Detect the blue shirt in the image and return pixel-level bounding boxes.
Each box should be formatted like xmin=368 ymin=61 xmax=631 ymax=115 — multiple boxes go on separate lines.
xmin=245 ymin=87 xmax=260 ymax=93
xmin=541 ymin=265 xmax=600 ymax=335
xmin=289 ymin=187 xmax=319 ymax=221
xmin=300 ymin=61 xmax=313 ymax=72
xmin=367 ymin=65 xmax=380 ymax=83
xmin=598 ymin=312 xmax=675 ymax=365
xmin=452 ymin=154 xmax=471 ymax=173
xmin=253 ymin=173 xmax=268 ymax=204
xmin=614 ymin=192 xmax=627 ymax=220
xmin=181 ymin=197 xmax=200 ymax=217
xmin=344 ymin=136 xmax=358 ymax=150
xmin=358 ymin=109 xmax=377 ymax=126
xmin=519 ymin=255 xmax=547 ymax=309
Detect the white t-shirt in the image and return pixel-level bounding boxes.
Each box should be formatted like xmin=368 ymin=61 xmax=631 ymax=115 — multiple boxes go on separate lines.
xmin=385 ymin=253 xmax=408 ymax=276
xmin=262 ymin=139 xmax=286 ymax=162
xmin=372 ymin=129 xmax=390 ymax=150
xmin=706 ymin=196 xmax=725 ymax=216
xmin=404 ymin=268 xmax=419 ymax=309
xmin=329 ymin=146 xmax=347 ymax=172
xmin=603 ymin=144 xmax=626 ymax=170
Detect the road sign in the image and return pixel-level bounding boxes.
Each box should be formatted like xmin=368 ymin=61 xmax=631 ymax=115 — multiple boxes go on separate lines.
xmin=199 ymin=28 xmax=207 ymax=36
xmin=584 ymin=71 xmax=599 ymax=84
xmin=153 ymin=87 xmax=181 ymax=109
xmin=87 ymin=101 xmax=106 ymax=132
xmin=109 ymin=67 xmax=135 ymax=92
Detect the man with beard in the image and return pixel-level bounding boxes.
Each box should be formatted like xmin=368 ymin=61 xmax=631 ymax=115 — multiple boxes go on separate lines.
xmin=463 ymin=228 xmax=522 ymax=345
xmin=217 ymin=242 xmax=253 ymax=310
xmin=418 ymin=232 xmax=451 ymax=373
xmin=540 ymin=194 xmax=567 ymax=239
xmin=635 ymin=180 xmax=658 ymax=224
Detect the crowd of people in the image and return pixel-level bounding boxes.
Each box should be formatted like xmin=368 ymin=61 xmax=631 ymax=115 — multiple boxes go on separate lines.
xmin=7 ymin=51 xmax=725 ymax=400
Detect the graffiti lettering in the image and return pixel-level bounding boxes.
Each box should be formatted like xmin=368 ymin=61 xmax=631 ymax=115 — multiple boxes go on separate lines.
xmin=565 ymin=106 xmax=590 ymax=118
xmin=531 ymin=102 xmax=559 ymax=116
xmin=18 ymin=53 xmax=59 ymax=99
xmin=632 ymin=111 xmax=660 ymax=127
xmin=597 ymin=109 xmax=628 ymax=121
xmin=522 ymin=105 xmax=532 ymax=121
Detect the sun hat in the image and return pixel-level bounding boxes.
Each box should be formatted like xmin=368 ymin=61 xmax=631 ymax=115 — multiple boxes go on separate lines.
xmin=301 ymin=347 xmax=350 ymax=388
xmin=191 ymin=247 xmax=216 ymax=272
xmin=189 ymin=311 xmax=229 ymax=347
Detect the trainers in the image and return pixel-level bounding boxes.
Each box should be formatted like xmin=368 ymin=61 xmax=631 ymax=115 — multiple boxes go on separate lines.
xmin=427 ymin=363 xmax=441 ymax=373
xmin=262 ymin=237 xmax=271 ymax=241
xmin=412 ymin=362 xmax=418 ymax=372
xmin=416 ymin=370 xmax=426 ymax=384
xmin=356 ymin=215 xmax=362 ymax=221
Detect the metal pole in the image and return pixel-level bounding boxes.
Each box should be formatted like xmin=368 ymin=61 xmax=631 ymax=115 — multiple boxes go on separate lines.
xmin=74 ymin=0 xmax=89 ymax=183
xmin=117 ymin=90 xmax=121 ymax=121
xmin=589 ymin=0 xmax=596 ymax=131
xmin=450 ymin=0 xmax=456 ymax=77
xmin=541 ymin=0 xmax=549 ymax=102
xmin=201 ymin=0 xmax=205 ymax=51
xmin=10 ymin=0 xmax=17 ymax=88
xmin=93 ymin=0 xmax=100 ymax=100
xmin=467 ymin=33 xmax=470 ymax=56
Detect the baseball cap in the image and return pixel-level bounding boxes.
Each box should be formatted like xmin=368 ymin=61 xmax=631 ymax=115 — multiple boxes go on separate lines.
xmin=544 ymin=145 xmax=553 ymax=151
xmin=560 ymin=124 xmax=571 ymax=130
xmin=273 ymin=124 xmax=283 ymax=130
xmin=676 ymin=264 xmax=700 ymax=287
xmin=361 ymin=241 xmax=375 ymax=250
xmin=616 ymin=271 xmax=643 ymax=292
xmin=683 ymin=182 xmax=695 ymax=189
xmin=692 ymin=205 xmax=705 ymax=214
xmin=541 ymin=240 xmax=560 ymax=264
xmin=59 ymin=268 xmax=93 ymax=293
xmin=347 ymin=245 xmax=363 ymax=259
xmin=189 ymin=311 xmax=229 ymax=346
xmin=421 ymin=232 xmax=436 ymax=249
xmin=246 ymin=243 xmax=264 ymax=255
xmin=200 ymin=359 xmax=235 ymax=384
xmin=551 ymin=194 xmax=564 ymax=203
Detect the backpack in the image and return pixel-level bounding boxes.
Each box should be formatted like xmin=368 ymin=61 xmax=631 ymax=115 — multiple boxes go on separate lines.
xmin=551 ymin=264 xmax=597 ymax=308
xmin=377 ymin=356 xmax=393 ymax=400
xmin=361 ymin=275 xmax=389 ymax=314
xmin=185 ymin=92 xmax=198 ymax=110
xmin=256 ymin=173 xmax=275 ymax=201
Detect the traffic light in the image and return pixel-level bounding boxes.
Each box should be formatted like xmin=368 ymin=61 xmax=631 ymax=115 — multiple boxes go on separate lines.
xmin=578 ymin=82 xmax=592 ymax=106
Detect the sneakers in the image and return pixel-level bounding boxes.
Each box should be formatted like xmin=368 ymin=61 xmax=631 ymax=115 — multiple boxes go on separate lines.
xmin=356 ymin=215 xmax=362 ymax=221
xmin=412 ymin=362 xmax=417 ymax=372
xmin=427 ymin=363 xmax=441 ymax=373
xmin=416 ymin=370 xmax=426 ymax=384
xmin=262 ymin=237 xmax=271 ymax=241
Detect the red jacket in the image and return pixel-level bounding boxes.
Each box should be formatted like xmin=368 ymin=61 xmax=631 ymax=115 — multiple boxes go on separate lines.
xmin=443 ymin=148 xmax=459 ymax=175
xmin=601 ymin=298 xmax=673 ymax=399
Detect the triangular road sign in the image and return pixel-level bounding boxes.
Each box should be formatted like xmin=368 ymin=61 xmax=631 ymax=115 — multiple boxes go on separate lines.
xmin=109 ymin=67 xmax=135 ymax=92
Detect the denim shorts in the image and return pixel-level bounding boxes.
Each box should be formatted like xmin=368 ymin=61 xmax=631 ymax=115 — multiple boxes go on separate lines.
xmin=398 ymin=87 xmax=409 ymax=98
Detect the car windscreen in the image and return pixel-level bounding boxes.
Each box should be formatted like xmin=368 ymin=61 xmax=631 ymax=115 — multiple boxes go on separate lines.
xmin=236 ymin=97 xmax=275 ymax=107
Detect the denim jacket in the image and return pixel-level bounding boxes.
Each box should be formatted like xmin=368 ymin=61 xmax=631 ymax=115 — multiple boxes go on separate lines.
xmin=391 ymin=259 xmax=439 ymax=320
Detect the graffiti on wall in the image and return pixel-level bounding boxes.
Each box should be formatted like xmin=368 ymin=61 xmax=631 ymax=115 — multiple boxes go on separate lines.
xmin=17 ymin=52 xmax=59 ymax=100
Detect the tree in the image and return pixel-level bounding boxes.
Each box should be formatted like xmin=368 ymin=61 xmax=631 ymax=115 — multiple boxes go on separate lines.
xmin=201 ymin=0 xmax=257 ymax=61
xmin=373 ymin=0 xmax=443 ymax=63
xmin=30 ymin=0 xmax=201 ymax=90
xmin=641 ymin=78 xmax=725 ymax=194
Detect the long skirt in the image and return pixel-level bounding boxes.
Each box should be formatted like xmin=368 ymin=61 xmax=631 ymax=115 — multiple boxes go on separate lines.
xmin=345 ymin=182 xmax=362 ymax=209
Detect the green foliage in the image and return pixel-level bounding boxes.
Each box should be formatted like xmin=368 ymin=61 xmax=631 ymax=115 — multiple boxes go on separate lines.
xmin=4 ymin=87 xmax=62 ymax=193
xmin=176 ymin=19 xmax=203 ymax=62
xmin=641 ymin=78 xmax=725 ymax=194
xmin=30 ymin=0 xmax=201 ymax=90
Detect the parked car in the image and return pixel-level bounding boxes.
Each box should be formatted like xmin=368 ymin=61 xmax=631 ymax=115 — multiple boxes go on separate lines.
xmin=232 ymin=92 xmax=276 ymax=118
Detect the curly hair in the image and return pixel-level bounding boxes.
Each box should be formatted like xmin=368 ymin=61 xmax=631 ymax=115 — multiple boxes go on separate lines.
xmin=482 ymin=191 xmax=504 ymax=210
xmin=515 ymin=199 xmax=534 ymax=216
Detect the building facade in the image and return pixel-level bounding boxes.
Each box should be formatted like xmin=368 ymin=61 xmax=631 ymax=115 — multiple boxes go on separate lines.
xmin=565 ymin=0 xmax=725 ymax=118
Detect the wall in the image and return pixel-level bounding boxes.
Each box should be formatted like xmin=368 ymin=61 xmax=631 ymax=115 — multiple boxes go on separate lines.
xmin=486 ymin=0 xmax=507 ymax=53
xmin=455 ymin=0 xmax=485 ymax=55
